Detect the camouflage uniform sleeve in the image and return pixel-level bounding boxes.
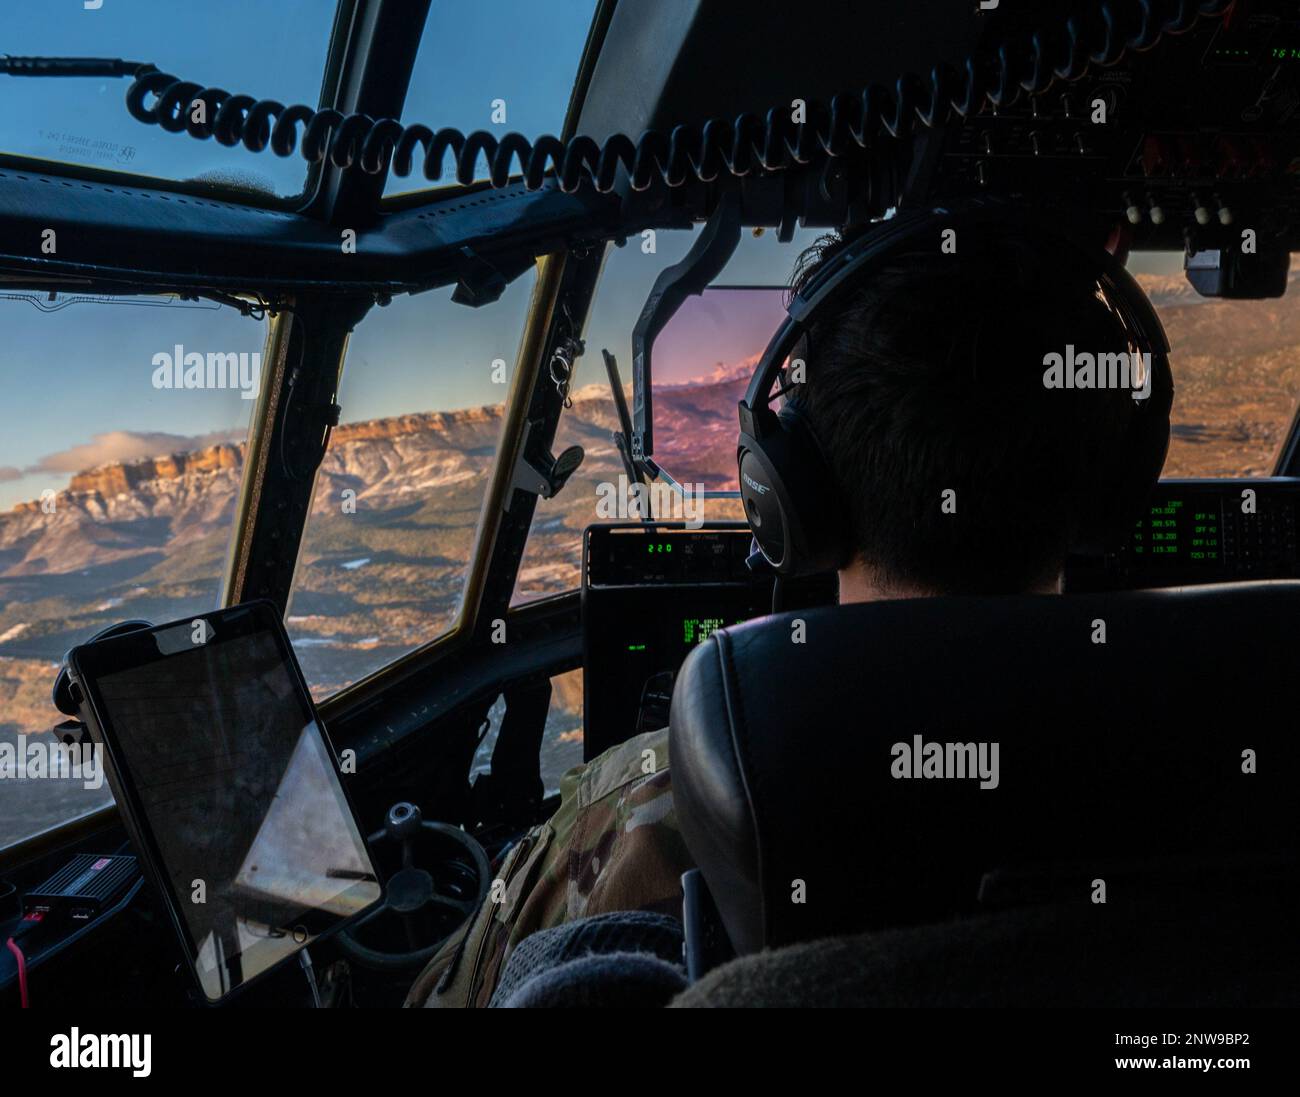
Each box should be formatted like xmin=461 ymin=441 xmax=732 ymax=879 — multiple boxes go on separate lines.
xmin=409 ymin=725 xmax=692 ymax=1007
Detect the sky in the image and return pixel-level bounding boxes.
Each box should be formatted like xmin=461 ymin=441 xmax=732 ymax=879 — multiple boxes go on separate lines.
xmin=3 ymin=0 xmax=339 ymax=196
xmin=0 ymin=296 xmax=264 ymax=509
xmin=1 ymin=0 xmax=598 ymax=195
xmin=637 ymin=286 xmax=789 ymax=388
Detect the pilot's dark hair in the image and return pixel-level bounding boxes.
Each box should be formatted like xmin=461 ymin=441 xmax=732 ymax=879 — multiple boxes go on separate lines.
xmin=788 ymin=227 xmax=1151 ymax=595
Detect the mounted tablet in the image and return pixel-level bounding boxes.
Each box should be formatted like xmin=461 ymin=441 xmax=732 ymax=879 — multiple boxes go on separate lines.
xmin=64 ymin=601 xmax=381 ymax=1003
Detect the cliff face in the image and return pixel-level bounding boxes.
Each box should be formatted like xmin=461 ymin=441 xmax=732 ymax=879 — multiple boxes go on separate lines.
xmin=328 ymin=406 xmax=503 ymax=445
xmin=0 ymin=405 xmax=509 ymax=577
xmin=64 ymin=443 xmax=245 ymax=499
xmin=0 ymin=457 xmax=245 ymax=578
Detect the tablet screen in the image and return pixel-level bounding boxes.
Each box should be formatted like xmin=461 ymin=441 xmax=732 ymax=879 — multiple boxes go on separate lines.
xmin=79 ymin=604 xmax=380 ymax=1001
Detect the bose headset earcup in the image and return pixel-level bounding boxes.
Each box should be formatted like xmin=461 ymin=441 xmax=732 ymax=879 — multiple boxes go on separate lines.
xmin=1072 ymin=348 xmax=1174 ymax=555
xmin=1069 ymin=261 xmax=1176 ymax=555
xmin=736 ymin=204 xmax=975 ymax=578
xmin=738 ymin=401 xmax=849 ymax=577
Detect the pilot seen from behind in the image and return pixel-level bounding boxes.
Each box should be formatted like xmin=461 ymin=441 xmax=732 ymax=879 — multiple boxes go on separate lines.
xmin=410 ymin=217 xmax=1165 ymax=1007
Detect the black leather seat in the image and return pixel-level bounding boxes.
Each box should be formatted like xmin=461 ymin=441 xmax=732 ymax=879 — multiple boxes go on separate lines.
xmin=669 ymin=582 xmax=1300 ymax=959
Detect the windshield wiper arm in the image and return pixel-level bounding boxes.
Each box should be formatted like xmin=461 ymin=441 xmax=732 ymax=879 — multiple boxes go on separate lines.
xmin=0 ymin=55 xmax=154 ymax=78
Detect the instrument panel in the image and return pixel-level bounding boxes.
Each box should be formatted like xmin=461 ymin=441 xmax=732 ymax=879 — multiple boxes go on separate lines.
xmin=581 ymin=524 xmax=775 ymax=759
xmin=1066 ymin=478 xmax=1300 ymax=590
xmin=931 ymin=1 xmax=1300 ymax=257
xmin=582 ymin=483 xmax=1300 ymax=751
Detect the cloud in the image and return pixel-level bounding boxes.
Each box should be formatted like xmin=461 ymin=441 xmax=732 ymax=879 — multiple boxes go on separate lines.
xmin=28 ymin=429 xmax=245 ymax=476
xmin=0 ymin=466 xmax=21 ymax=482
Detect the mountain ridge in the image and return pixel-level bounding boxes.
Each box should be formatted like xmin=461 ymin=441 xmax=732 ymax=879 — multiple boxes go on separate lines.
xmin=3 ymin=404 xmax=508 ymax=514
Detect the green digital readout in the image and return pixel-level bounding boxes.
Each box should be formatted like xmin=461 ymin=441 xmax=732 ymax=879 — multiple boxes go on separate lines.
xmin=683 ymin=617 xmax=722 ymax=644
xmin=1188 ymin=505 xmax=1221 ymax=562
xmin=646 ymin=542 xmax=673 ymax=554
xmin=1148 ymin=499 xmax=1181 ymax=556
xmin=682 ymin=617 xmax=742 ymax=644
xmin=1130 ymin=498 xmax=1220 ymax=563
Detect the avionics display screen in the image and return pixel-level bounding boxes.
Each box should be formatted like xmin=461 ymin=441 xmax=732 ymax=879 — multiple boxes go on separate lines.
xmin=1129 ymin=498 xmax=1223 ymax=564
xmin=1124 ymin=489 xmax=1296 ymax=572
xmin=681 ymin=617 xmax=732 ymax=644
xmin=583 ymin=525 xmax=774 ymax=758
xmin=72 ymin=603 xmax=381 ymax=1001
xmin=1067 ymin=480 xmax=1300 ymax=590
xmin=585 ymin=590 xmax=765 ymax=758
xmin=622 ymin=611 xmax=754 ymax=660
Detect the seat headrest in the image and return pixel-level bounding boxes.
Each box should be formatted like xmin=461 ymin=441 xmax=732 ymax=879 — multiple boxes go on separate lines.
xmin=669 ymin=582 xmax=1300 ymax=956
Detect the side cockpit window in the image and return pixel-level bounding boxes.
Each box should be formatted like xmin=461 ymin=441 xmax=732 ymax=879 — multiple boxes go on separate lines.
xmin=0 ymin=293 xmax=265 ymax=849
xmin=1133 ymin=252 xmax=1300 ymax=477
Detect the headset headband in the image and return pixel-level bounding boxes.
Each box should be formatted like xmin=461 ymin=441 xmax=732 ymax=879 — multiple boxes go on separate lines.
xmin=735 ymin=197 xmax=1175 ymax=576
xmin=740 ymin=199 xmax=1170 ymax=433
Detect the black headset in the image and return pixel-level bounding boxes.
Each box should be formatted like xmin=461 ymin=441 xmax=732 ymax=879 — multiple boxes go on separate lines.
xmin=736 ymin=200 xmax=1174 ymax=577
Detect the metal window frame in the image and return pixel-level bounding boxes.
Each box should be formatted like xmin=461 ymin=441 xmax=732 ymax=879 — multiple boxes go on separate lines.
xmin=0 ymin=0 xmax=618 ymax=860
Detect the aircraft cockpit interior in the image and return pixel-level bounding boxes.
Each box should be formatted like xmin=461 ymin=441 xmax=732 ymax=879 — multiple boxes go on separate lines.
xmin=1 ymin=0 xmax=1298 ymax=1066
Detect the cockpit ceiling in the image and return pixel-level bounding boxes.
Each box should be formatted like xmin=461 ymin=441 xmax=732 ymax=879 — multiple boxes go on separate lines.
xmin=576 ymin=0 xmax=986 ymax=145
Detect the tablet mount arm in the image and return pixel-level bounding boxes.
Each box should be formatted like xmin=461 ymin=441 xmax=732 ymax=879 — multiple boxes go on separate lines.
xmin=50 ymin=619 xmax=156 ymax=754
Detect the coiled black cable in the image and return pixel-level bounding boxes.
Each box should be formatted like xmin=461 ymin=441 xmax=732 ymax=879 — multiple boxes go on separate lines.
xmin=121 ymin=0 xmax=1233 ymax=194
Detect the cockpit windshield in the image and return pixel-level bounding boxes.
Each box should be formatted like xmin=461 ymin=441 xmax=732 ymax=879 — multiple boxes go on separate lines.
xmin=1 ymin=1 xmax=337 ymax=199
